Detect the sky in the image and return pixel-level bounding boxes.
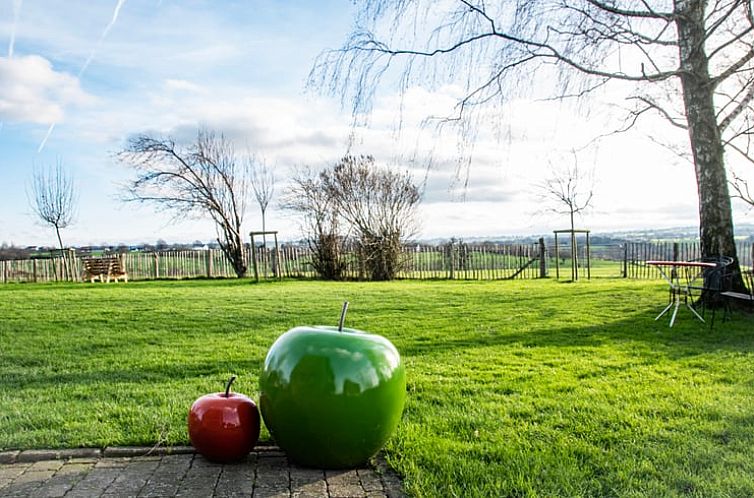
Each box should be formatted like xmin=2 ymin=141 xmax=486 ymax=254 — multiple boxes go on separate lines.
xmin=1 ymin=0 xmax=753 ymax=248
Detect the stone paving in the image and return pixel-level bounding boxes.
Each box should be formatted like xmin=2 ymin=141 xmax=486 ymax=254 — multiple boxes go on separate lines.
xmin=0 ymin=446 xmax=404 ymax=497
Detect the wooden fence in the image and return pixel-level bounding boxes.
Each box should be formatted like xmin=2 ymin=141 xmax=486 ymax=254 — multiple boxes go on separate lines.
xmin=3 ymin=239 xmax=752 ymax=283
xmin=0 ymin=240 xmax=546 ymax=283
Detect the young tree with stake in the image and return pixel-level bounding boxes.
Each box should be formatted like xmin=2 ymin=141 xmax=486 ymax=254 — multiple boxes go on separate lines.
xmin=28 ymin=161 xmax=77 ymax=279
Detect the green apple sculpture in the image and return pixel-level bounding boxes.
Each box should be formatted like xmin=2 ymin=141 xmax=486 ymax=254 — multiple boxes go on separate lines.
xmin=259 ymin=302 xmax=405 ymax=469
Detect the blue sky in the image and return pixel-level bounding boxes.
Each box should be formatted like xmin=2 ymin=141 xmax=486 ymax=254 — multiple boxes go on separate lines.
xmin=1 ymin=0 xmax=751 ymax=247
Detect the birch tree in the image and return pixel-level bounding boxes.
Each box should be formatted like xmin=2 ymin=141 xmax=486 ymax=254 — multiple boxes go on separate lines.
xmin=311 ymin=0 xmax=754 ymax=292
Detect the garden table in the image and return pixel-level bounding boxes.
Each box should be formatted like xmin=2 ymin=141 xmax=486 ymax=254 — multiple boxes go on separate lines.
xmin=646 ymin=260 xmax=716 ymax=327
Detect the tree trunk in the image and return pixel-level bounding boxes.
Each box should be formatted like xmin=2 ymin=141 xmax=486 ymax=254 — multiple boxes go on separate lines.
xmin=570 ymin=210 xmax=577 ymax=281
xmin=54 ymin=224 xmax=70 ymax=281
xmin=675 ymin=0 xmax=746 ymax=292
xmin=261 ymin=209 xmax=267 ymax=248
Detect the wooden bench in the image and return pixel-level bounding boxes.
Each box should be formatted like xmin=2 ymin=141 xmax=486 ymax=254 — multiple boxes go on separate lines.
xmin=82 ymin=257 xmax=128 ymax=283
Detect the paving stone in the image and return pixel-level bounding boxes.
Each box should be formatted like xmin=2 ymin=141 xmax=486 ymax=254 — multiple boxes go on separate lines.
xmin=357 ymin=469 xmax=383 ymax=493
xmin=328 ymin=483 xmax=367 ymax=497
xmin=257 ymin=455 xmax=288 ymax=467
xmin=102 ymin=458 xmax=160 ymax=496
xmin=0 ymin=462 xmax=31 ymax=480
xmin=290 ymin=466 xmax=326 ymax=497
xmin=291 ymin=479 xmax=328 ymax=497
xmin=13 ymin=469 xmax=56 ymax=484
xmin=96 ymin=457 xmax=134 ymax=468
xmin=104 ymin=446 xmax=159 ymax=458
xmin=175 ymin=457 xmax=223 ymax=496
xmin=214 ymin=463 xmax=256 ymax=497
xmin=138 ymin=453 xmax=193 ymax=497
xmin=325 ymin=469 xmax=361 ymax=486
xmin=30 ymin=459 xmax=65 ymax=471
xmin=34 ymin=481 xmax=76 ymax=498
xmin=36 ymin=464 xmax=94 ymax=497
xmin=0 ymin=450 xmax=19 ymax=464
xmin=16 ymin=449 xmax=61 ymax=462
xmin=57 ymin=462 xmax=96 ymax=475
xmin=65 ymin=466 xmax=124 ymax=498
xmin=58 ymin=448 xmax=103 ymax=460
xmin=253 ymin=487 xmax=291 ymax=498
xmin=2 ymin=481 xmax=46 ymax=498
xmin=1 ymin=470 xmax=55 ymax=498
xmin=255 ymin=455 xmax=290 ymax=492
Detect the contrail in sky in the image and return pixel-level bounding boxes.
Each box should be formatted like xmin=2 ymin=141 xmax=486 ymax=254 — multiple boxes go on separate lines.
xmin=8 ymin=0 xmax=23 ymax=57
xmin=78 ymin=0 xmax=127 ymax=77
xmin=37 ymin=123 xmax=56 ymax=153
xmin=38 ymin=0 xmax=127 ymax=152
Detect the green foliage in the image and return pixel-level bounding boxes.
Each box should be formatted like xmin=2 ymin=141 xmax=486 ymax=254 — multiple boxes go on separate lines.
xmin=1 ymin=279 xmax=754 ymax=497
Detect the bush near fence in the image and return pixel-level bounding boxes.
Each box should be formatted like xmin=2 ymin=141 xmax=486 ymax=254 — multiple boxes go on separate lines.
xmin=2 ymin=240 xmax=752 ymax=283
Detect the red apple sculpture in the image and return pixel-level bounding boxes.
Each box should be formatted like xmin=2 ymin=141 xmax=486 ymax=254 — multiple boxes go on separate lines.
xmin=188 ymin=375 xmax=260 ymax=462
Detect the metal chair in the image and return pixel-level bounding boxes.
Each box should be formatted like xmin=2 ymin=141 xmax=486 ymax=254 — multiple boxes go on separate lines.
xmin=686 ymin=256 xmax=735 ymax=328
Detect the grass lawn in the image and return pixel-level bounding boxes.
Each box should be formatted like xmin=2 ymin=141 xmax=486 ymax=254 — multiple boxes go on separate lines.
xmin=1 ymin=278 xmax=754 ymax=497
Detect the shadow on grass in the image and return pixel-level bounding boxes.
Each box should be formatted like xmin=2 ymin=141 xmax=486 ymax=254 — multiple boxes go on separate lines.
xmin=397 ymin=297 xmax=754 ymax=360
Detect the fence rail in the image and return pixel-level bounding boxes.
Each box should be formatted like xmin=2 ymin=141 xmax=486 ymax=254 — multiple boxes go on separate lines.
xmin=2 ymin=240 xmax=753 ymax=284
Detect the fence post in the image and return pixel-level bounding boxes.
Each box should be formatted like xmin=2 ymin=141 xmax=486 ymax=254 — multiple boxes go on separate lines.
xmin=448 ymin=241 xmax=455 ymax=280
xmin=205 ymin=250 xmax=213 ymax=278
xmin=2 ymin=260 xmax=6 ymax=283
xmin=538 ymin=237 xmax=547 ymax=278
xmin=623 ymin=244 xmax=628 ymax=278
xmin=153 ymin=253 xmax=160 ymax=279
xmin=32 ymin=259 xmax=38 ymax=283
xmin=274 ymin=233 xmax=281 ymax=280
xmin=554 ymin=233 xmax=560 ymax=280
xmin=250 ymin=234 xmax=259 ymax=282
xmin=671 ymin=241 xmax=679 ymax=280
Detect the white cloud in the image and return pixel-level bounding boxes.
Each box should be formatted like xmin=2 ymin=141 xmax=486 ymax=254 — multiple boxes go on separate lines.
xmin=0 ymin=55 xmax=91 ymax=124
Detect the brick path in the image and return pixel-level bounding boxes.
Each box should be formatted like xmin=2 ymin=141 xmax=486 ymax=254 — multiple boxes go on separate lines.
xmin=0 ymin=446 xmax=404 ymax=497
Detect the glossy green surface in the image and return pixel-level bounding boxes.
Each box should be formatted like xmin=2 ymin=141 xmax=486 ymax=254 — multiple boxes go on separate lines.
xmin=259 ymin=326 xmax=406 ymax=469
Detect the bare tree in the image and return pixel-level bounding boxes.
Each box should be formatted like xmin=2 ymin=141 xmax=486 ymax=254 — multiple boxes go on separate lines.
xmin=730 ymin=171 xmax=754 ymax=207
xmin=538 ymin=152 xmax=595 ymax=280
xmin=29 ymin=160 xmax=77 ymax=278
xmin=249 ymin=158 xmax=275 ymax=247
xmin=322 ymin=155 xmax=421 ymax=281
xmin=282 ymin=168 xmax=347 ymax=280
xmin=539 ymin=152 xmax=595 ymax=234
xmin=119 ymin=129 xmax=250 ymax=278
xmin=311 ymin=0 xmax=754 ymax=293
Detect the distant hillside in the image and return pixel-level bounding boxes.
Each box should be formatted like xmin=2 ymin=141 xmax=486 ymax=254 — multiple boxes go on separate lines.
xmin=416 ymin=224 xmax=754 ymax=245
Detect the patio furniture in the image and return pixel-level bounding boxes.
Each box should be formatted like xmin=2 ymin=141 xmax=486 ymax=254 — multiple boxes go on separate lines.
xmin=646 ymin=260 xmax=716 ymax=327
xmin=82 ymin=257 xmax=128 ymax=283
xmin=685 ymin=256 xmax=734 ymax=328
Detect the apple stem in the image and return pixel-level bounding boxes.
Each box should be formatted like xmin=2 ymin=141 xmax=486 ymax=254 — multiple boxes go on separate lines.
xmin=224 ymin=375 xmax=237 ymax=397
xmin=338 ymin=301 xmax=349 ymax=332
